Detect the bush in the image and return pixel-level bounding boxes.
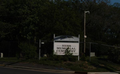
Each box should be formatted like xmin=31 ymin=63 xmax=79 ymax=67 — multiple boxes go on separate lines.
xmin=40 ymin=48 xmax=77 ymax=62
xmin=48 ymin=55 xmax=77 ymax=62
xmin=42 ymin=55 xmax=77 ymax=62
xmin=80 ymin=53 xmax=87 ymax=61
xmin=108 ymin=48 xmax=120 ymax=63
xmin=18 ymin=42 xmax=37 ymax=59
xmin=64 ymin=47 xmax=77 ymax=61
xmin=65 ymin=47 xmax=72 ymax=56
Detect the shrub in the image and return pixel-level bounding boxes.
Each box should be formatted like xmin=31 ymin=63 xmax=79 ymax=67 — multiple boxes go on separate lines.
xmin=65 ymin=47 xmax=72 ymax=56
xmin=18 ymin=42 xmax=37 ymax=59
xmin=108 ymin=48 xmax=120 ymax=63
xmin=80 ymin=53 xmax=87 ymax=61
xmin=50 ymin=48 xmax=77 ymax=62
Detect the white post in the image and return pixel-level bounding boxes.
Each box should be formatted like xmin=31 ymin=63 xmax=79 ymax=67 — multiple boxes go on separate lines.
xmin=78 ymin=34 xmax=80 ymax=61
xmin=39 ymin=39 xmax=41 ymax=60
xmin=54 ymin=34 xmax=55 ymax=39
xmin=0 ymin=53 xmax=3 ymax=58
xmin=89 ymin=42 xmax=91 ymax=61
xmin=53 ymin=34 xmax=55 ymax=55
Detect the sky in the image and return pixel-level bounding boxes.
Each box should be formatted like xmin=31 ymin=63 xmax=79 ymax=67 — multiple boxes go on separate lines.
xmin=51 ymin=0 xmax=120 ymax=5
xmin=111 ymin=0 xmax=120 ymax=4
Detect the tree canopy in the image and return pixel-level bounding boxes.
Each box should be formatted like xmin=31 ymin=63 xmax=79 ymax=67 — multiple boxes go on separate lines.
xmin=0 ymin=0 xmax=120 ymax=45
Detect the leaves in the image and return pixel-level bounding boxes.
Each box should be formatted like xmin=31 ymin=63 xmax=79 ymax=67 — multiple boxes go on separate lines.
xmin=0 ymin=0 xmax=120 ymax=45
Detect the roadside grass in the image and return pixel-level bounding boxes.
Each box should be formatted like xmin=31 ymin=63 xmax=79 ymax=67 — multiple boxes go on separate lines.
xmin=0 ymin=57 xmax=20 ymax=62
xmin=37 ymin=56 xmax=120 ymax=72
xmin=0 ymin=57 xmax=21 ymax=66
xmin=88 ymin=57 xmax=120 ymax=72
xmin=0 ymin=56 xmax=120 ymax=72
xmin=25 ymin=56 xmax=120 ymax=72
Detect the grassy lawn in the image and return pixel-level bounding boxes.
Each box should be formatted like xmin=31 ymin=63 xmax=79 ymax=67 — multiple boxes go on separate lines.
xmin=0 ymin=57 xmax=20 ymax=62
xmin=24 ymin=56 xmax=120 ymax=72
xmin=89 ymin=57 xmax=120 ymax=72
xmin=0 ymin=57 xmax=120 ymax=72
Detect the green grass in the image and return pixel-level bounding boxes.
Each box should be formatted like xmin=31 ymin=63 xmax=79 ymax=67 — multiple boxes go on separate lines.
xmin=88 ymin=57 xmax=120 ymax=72
xmin=0 ymin=57 xmax=20 ymax=62
xmin=0 ymin=57 xmax=120 ymax=72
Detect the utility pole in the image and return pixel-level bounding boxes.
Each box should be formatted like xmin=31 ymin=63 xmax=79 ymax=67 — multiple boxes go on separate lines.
xmin=84 ymin=11 xmax=90 ymax=53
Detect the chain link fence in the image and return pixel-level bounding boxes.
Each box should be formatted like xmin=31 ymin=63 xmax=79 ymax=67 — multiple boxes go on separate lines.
xmin=0 ymin=40 xmax=120 ymax=63
xmin=0 ymin=40 xmax=19 ymax=57
xmin=0 ymin=40 xmax=53 ymax=58
xmin=80 ymin=42 xmax=120 ymax=63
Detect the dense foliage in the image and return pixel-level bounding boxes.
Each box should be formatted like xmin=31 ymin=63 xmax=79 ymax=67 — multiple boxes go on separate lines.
xmin=18 ymin=42 xmax=37 ymax=59
xmin=0 ymin=0 xmax=120 ymax=45
xmin=0 ymin=0 xmax=120 ymax=61
xmin=0 ymin=0 xmax=119 ymax=44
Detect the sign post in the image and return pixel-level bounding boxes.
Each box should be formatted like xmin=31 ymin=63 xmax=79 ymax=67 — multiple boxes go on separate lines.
xmin=78 ymin=34 xmax=80 ymax=61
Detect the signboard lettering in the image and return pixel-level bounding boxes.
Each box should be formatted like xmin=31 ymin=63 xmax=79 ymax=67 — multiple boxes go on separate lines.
xmin=54 ymin=42 xmax=79 ymax=56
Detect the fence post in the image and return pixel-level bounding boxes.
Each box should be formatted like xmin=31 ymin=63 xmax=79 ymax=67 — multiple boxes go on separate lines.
xmin=39 ymin=39 xmax=41 ymax=60
xmin=89 ymin=42 xmax=91 ymax=61
xmin=78 ymin=34 xmax=80 ymax=61
xmin=53 ymin=34 xmax=55 ymax=55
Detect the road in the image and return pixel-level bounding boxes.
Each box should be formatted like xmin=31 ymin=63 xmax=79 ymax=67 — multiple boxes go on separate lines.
xmin=0 ymin=67 xmax=58 ymax=74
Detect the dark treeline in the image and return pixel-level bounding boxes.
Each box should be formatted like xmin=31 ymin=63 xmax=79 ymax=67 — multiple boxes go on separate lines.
xmin=0 ymin=0 xmax=120 ymax=57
